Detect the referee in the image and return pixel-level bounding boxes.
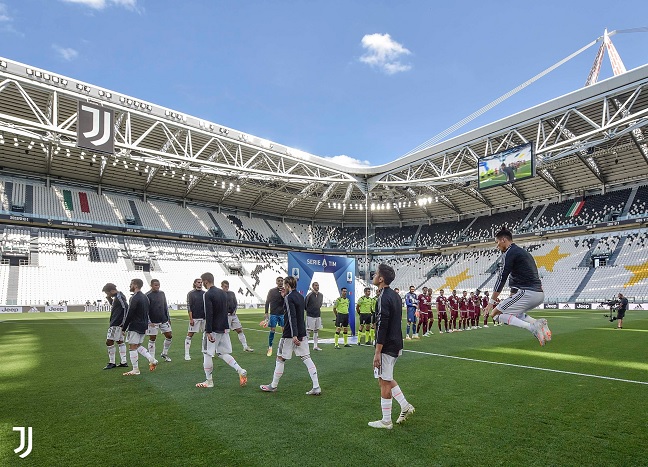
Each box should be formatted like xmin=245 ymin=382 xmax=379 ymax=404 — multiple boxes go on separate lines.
xmin=485 ymin=227 xmax=552 ymax=346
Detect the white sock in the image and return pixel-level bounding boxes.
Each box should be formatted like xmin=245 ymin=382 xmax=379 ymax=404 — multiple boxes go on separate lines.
xmin=313 ymin=331 xmax=318 ymax=348
xmin=107 ymin=344 xmax=116 ymax=364
xmin=185 ymin=336 xmax=192 ymax=356
xmin=381 ymin=397 xmax=392 ymax=423
xmin=118 ymin=343 xmax=127 ymax=364
xmin=129 ymin=349 xmax=139 ymax=371
xmin=162 ymin=337 xmax=172 ymax=355
xmin=137 ymin=345 xmax=155 ymax=363
xmin=203 ymin=354 xmax=213 ymax=381
xmin=237 ymin=332 xmax=248 ymax=349
xmin=218 ymin=353 xmax=243 ymax=374
xmin=302 ymin=357 xmax=319 ymax=387
xmin=271 ymin=359 xmax=285 ymax=388
xmin=391 ymin=385 xmax=409 ymax=409
xmin=148 ymin=340 xmax=156 ymax=356
xmin=518 ymin=313 xmax=536 ymax=325
xmin=497 ymin=313 xmax=532 ymax=330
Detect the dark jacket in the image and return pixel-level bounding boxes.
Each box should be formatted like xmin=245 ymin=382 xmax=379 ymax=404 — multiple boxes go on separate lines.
xmin=375 ymin=287 xmax=404 ymax=358
xmin=204 ymin=286 xmax=229 ymax=334
xmin=494 ymin=243 xmax=543 ymax=293
xmin=187 ymin=289 xmax=205 ymax=320
xmin=305 ymin=291 xmax=323 ymax=318
xmin=108 ymin=291 xmax=128 ymax=327
xmin=282 ymin=290 xmax=307 ymax=340
xmin=265 ymin=287 xmax=284 ymax=315
xmin=122 ymin=291 xmax=149 ymax=334
xmin=225 ymin=290 xmax=237 ymax=314
xmin=146 ymin=290 xmax=169 ymax=323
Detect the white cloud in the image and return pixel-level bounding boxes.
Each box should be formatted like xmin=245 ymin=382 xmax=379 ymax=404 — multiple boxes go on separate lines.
xmin=0 ymin=2 xmax=12 ymax=22
xmin=59 ymin=0 xmax=137 ymax=10
xmin=359 ymin=33 xmax=412 ymax=75
xmin=52 ymin=44 xmax=79 ymax=61
xmin=321 ymin=155 xmax=371 ymax=168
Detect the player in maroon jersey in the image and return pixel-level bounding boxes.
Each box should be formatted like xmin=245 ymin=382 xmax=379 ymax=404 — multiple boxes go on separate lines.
xmin=448 ymin=290 xmax=459 ymax=332
xmin=459 ymin=290 xmax=468 ymax=331
xmin=416 ymin=287 xmax=431 ymax=337
xmin=474 ymin=290 xmax=482 ymax=329
xmin=481 ymin=291 xmax=490 ymax=327
xmin=467 ymin=291 xmax=476 ymax=329
xmin=435 ymin=289 xmax=449 ymax=334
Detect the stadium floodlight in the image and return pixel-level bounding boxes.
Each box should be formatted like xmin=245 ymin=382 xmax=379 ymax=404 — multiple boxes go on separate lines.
xmin=80 ymin=154 xmax=84 ymax=160
xmin=236 ymin=185 xmax=240 ymax=192
xmin=35 ymin=70 xmax=42 ymax=78
xmin=43 ymin=73 xmax=50 ymax=80
xmin=0 ymin=134 xmax=4 ymax=144
xmin=52 ymin=76 xmax=59 ymax=83
xmin=26 ymin=68 xmax=33 ymax=75
xmin=13 ymin=137 xmax=18 ymax=147
xmin=60 ymin=79 xmax=68 ymax=85
xmin=0 ymin=60 xmax=6 ymax=68
xmin=66 ymin=148 xmax=70 ymax=157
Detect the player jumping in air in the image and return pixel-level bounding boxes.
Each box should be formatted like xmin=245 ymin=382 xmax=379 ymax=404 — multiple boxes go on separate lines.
xmin=485 ymin=228 xmax=552 ymax=346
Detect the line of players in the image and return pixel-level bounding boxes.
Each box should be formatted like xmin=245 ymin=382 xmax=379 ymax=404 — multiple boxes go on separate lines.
xmin=403 ymin=287 xmax=501 ymax=339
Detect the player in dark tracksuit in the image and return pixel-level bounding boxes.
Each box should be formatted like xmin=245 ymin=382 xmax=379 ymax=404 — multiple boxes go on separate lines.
xmin=121 ymin=278 xmax=157 ymax=376
xmin=368 ymin=264 xmax=415 ymax=429
xmin=485 ymin=228 xmax=552 ymax=346
xmin=146 ymin=280 xmax=173 ymax=361
xmin=102 ymin=283 xmax=129 ymax=369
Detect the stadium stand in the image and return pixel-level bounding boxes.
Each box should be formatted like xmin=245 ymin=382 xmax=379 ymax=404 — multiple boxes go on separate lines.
xmin=627 ymin=185 xmax=648 ymax=218
xmin=417 ymin=219 xmax=472 ymax=246
xmin=461 ymin=207 xmax=533 ymax=240
xmin=375 ymin=225 xmax=418 ymax=247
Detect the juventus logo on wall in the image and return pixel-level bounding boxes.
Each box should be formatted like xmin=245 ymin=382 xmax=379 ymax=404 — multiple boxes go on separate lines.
xmin=77 ymin=101 xmax=115 ymax=154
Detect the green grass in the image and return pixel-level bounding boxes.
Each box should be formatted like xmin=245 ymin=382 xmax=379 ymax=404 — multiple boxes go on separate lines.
xmin=1 ymin=308 xmax=647 ymax=466
xmin=480 ymin=161 xmax=533 ymax=188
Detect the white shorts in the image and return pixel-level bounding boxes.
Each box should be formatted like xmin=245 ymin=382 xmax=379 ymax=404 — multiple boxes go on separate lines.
xmin=146 ymin=321 xmax=173 ymax=336
xmin=227 ymin=314 xmax=242 ymax=330
xmin=375 ymin=351 xmax=402 ymax=382
xmin=202 ymin=331 xmax=233 ymax=357
xmin=306 ymin=316 xmax=322 ymax=331
xmin=106 ymin=326 xmax=124 ymax=342
xmin=497 ymin=289 xmax=544 ymax=316
xmin=277 ymin=337 xmax=310 ymax=360
xmin=126 ymin=331 xmax=145 ymax=345
xmin=188 ymin=318 xmax=205 ymax=333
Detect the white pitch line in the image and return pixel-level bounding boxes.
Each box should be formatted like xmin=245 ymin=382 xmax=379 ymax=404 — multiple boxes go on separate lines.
xmin=403 ymin=349 xmax=648 ymax=386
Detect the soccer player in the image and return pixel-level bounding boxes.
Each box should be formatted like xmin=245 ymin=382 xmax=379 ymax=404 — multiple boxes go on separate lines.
xmin=500 ymin=163 xmax=516 ymax=183
xmin=473 ymin=291 xmax=482 ymax=329
xmin=264 ymin=277 xmax=285 ymax=357
xmin=448 ymin=289 xmax=459 ymax=332
xmin=404 ymin=285 xmax=419 ymax=339
xmin=260 ymin=276 xmax=321 ymax=395
xmin=357 ymin=287 xmax=375 ymax=346
xmin=221 ymin=280 xmax=253 ymax=353
xmin=196 ymin=272 xmax=247 ymax=388
xmin=185 ymin=278 xmax=205 ymax=361
xmin=121 ymin=278 xmax=157 ymax=376
xmin=435 ymin=289 xmax=449 ymax=334
xmin=368 ymin=264 xmax=415 ymax=429
xmin=146 ymin=279 xmax=173 ymax=362
xmin=481 ymin=291 xmax=490 ymax=327
xmin=334 ymin=287 xmax=351 ymax=348
xmin=416 ymin=286 xmax=430 ymax=337
xmin=305 ymin=282 xmax=324 ymax=351
xmin=467 ymin=291 xmax=476 ymax=330
xmin=101 ymin=283 xmax=128 ymax=370
xmin=485 ymin=228 xmax=552 ymax=346
xmin=459 ymin=290 xmax=469 ymax=331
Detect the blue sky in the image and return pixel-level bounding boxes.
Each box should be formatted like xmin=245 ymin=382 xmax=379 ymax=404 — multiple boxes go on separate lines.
xmin=2 ymin=0 xmax=648 ymax=167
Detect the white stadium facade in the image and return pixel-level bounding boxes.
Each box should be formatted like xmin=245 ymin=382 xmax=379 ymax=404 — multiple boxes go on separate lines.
xmin=1 ymin=51 xmax=648 ymax=310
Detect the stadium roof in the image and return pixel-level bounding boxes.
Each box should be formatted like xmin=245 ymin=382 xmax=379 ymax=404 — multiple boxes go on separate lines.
xmin=1 ymin=56 xmax=648 ymax=224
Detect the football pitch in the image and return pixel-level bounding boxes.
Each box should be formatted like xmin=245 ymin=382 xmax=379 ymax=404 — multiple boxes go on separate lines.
xmin=479 ymin=161 xmax=533 ymax=189
xmin=1 ymin=308 xmax=647 ymax=466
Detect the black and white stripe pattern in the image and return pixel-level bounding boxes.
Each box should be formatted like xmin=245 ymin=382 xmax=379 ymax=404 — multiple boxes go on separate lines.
xmin=493 ymin=248 xmax=510 ymax=292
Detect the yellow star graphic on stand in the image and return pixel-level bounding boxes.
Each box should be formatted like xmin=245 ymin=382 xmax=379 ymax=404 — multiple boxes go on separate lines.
xmin=441 ymin=268 xmax=473 ymax=291
xmin=624 ymin=260 xmax=648 ymax=288
xmin=533 ymin=246 xmax=570 ymax=272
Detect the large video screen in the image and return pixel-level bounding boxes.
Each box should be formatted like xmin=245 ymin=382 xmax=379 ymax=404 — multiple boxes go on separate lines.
xmin=478 ymin=142 xmax=535 ymax=190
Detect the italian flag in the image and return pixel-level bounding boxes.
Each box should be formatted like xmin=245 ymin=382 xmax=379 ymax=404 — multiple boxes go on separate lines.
xmin=567 ymin=200 xmax=585 ymax=217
